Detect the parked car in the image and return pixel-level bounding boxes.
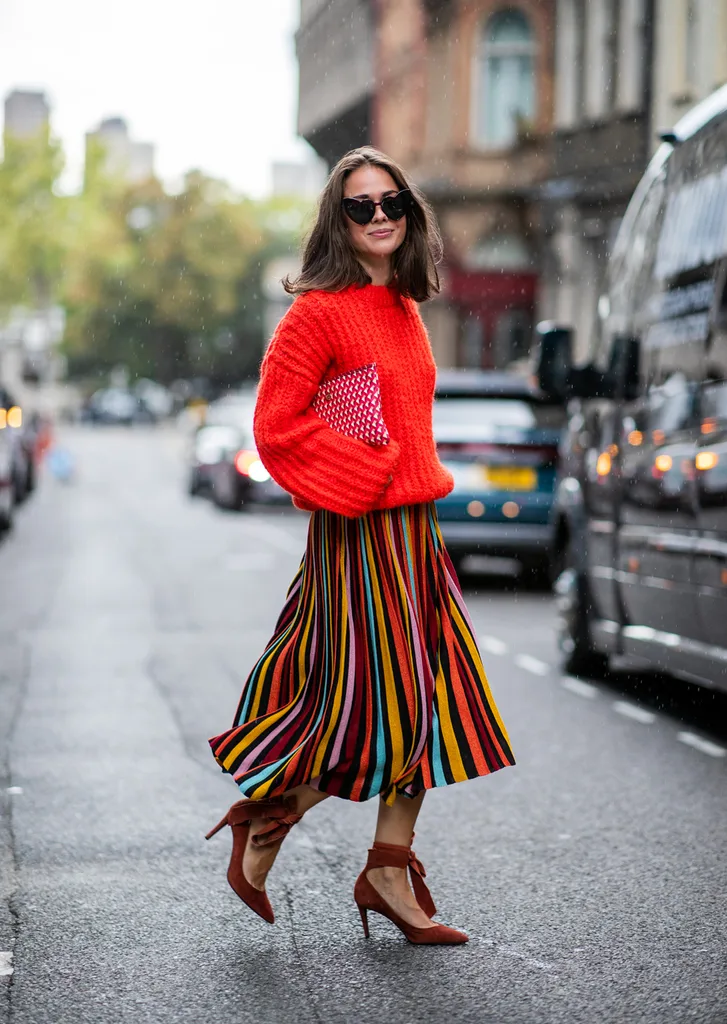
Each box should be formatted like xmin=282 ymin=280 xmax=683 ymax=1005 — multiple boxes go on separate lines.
xmin=0 ymin=386 xmax=37 ymax=505
xmin=80 ymin=388 xmax=156 ymax=425
xmin=536 ymin=84 xmax=727 ymax=691
xmin=188 ymin=390 xmax=289 ymax=511
xmin=188 ymin=424 xmax=239 ymax=497
xmin=434 ymin=370 xmax=566 ymax=582
xmin=0 ymin=403 xmax=14 ymax=531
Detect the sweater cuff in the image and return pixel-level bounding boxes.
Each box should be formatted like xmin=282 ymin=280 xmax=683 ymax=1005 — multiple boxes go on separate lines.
xmin=268 ymin=437 xmax=401 ymax=518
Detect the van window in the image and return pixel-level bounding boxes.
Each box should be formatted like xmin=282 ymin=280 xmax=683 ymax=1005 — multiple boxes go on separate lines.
xmin=655 ymin=167 xmax=727 ymax=280
xmin=707 ymin=260 xmax=727 ymax=381
xmin=598 ymin=162 xmax=667 ymax=379
xmin=648 ymin=374 xmax=699 ymax=435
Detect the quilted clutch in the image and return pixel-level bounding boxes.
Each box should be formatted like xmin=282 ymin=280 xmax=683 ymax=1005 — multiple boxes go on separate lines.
xmin=312 ymin=362 xmax=390 ymax=446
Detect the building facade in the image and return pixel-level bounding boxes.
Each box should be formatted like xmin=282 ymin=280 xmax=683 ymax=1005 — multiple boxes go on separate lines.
xmin=85 ymin=117 xmax=155 ymax=186
xmin=374 ymin=0 xmax=555 ymax=369
xmin=652 ymin=0 xmax=727 ymax=141
xmin=272 ymin=155 xmax=327 ymax=198
xmin=297 ymin=0 xmax=556 ymax=369
xmin=296 ymin=0 xmax=376 ymax=164
xmin=538 ymin=0 xmax=655 ymax=360
xmin=297 ymin=1 xmax=727 ymax=367
xmin=3 ymin=90 xmax=49 ymax=140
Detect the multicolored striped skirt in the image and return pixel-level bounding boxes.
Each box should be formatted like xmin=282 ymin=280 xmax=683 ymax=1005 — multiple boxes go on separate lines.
xmin=209 ymin=503 xmax=514 ymax=804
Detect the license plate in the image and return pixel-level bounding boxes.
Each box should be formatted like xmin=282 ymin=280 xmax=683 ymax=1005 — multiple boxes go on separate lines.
xmin=482 ymin=466 xmax=537 ymax=490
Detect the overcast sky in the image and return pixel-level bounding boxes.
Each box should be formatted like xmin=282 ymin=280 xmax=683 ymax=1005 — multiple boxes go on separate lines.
xmin=0 ymin=0 xmax=310 ymax=195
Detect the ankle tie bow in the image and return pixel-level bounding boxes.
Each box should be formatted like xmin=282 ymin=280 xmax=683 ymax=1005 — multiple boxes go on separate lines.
xmin=368 ymin=836 xmax=437 ymax=918
xmin=226 ymin=797 xmax=303 ymax=847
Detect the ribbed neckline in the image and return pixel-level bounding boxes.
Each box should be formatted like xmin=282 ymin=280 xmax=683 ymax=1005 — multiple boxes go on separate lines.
xmin=353 ymin=283 xmax=400 ymax=308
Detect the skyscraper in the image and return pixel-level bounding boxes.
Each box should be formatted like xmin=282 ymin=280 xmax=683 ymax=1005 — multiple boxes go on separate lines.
xmin=3 ymin=90 xmax=50 ymax=139
xmin=85 ymin=117 xmax=155 ymax=185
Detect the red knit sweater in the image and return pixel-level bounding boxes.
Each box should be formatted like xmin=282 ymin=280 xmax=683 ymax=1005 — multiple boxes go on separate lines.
xmin=253 ymin=283 xmax=454 ymax=518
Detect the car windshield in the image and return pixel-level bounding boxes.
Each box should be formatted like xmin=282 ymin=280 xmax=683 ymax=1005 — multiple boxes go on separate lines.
xmin=433 ymin=397 xmax=565 ymax=442
xmin=205 ymin=397 xmax=256 ymax=435
xmin=194 ymin=425 xmax=240 ymax=459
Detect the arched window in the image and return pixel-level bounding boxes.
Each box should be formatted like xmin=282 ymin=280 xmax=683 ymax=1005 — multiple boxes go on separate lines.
xmin=476 ymin=8 xmax=536 ymax=148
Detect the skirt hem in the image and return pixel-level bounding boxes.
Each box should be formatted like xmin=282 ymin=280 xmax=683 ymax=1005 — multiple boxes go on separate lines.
xmin=214 ymin=756 xmax=515 ymax=806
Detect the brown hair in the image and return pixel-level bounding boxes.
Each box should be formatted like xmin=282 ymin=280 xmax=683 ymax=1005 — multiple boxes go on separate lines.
xmin=284 ymin=146 xmax=442 ymax=302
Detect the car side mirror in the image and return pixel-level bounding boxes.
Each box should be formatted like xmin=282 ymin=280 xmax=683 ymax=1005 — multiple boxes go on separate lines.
xmin=534 ymin=322 xmax=573 ymax=401
xmin=609 ymin=335 xmax=641 ymax=401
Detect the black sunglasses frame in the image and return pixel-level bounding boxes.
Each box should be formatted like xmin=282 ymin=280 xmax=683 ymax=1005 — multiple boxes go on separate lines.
xmin=342 ymin=189 xmax=412 ymax=226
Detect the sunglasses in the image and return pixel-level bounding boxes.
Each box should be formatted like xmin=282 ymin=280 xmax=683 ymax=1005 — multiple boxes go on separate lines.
xmin=342 ymin=189 xmax=412 ymax=225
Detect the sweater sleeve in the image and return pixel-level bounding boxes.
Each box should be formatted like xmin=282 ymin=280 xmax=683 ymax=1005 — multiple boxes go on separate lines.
xmin=253 ymin=295 xmax=401 ymax=518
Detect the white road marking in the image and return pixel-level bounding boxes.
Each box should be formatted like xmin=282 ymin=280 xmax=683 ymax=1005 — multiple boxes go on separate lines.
xmin=480 ymin=938 xmax=555 ymax=972
xmin=613 ymin=701 xmax=656 ymax=724
xmin=5 ymin=787 xmax=22 ymax=795
xmin=0 ymin=952 xmax=13 ymax=977
xmin=677 ymin=732 xmax=726 ymax=758
xmin=561 ymin=677 xmax=598 ymax=699
xmin=479 ymin=636 xmax=509 ymax=656
xmin=514 ymin=654 xmax=550 ymax=676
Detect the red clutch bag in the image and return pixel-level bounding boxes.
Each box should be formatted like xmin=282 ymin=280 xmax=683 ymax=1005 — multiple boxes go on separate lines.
xmin=312 ymin=362 xmax=390 ymax=446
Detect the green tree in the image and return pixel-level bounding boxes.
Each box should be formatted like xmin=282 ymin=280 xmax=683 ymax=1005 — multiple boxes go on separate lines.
xmin=0 ymin=127 xmax=66 ymax=311
xmin=0 ymin=129 xmax=312 ymax=387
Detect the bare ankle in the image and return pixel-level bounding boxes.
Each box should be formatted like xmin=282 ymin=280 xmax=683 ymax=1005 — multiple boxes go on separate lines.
xmin=368 ymin=865 xmax=405 ymax=883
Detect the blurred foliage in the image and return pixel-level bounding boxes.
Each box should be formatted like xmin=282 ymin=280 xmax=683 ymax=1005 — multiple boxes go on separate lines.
xmin=0 ymin=131 xmax=311 ymax=385
xmin=0 ymin=129 xmax=66 ymax=308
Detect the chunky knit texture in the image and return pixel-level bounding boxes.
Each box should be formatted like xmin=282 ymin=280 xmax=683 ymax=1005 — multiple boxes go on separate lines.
xmin=253 ymin=283 xmax=454 ymax=518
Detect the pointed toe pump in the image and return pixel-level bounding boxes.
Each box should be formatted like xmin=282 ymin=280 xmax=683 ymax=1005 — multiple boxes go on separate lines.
xmin=354 ymin=839 xmax=468 ymax=945
xmin=205 ymin=796 xmax=302 ymax=923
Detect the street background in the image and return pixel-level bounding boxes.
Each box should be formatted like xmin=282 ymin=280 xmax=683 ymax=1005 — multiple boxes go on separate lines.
xmin=1 ymin=427 xmax=725 ymax=1024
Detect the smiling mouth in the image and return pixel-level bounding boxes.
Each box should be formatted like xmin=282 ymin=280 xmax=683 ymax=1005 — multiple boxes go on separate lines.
xmin=369 ymin=229 xmax=393 ymax=237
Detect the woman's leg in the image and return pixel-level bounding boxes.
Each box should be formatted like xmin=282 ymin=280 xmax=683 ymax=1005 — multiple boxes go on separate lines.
xmin=243 ymin=784 xmax=329 ymax=890
xmin=366 ymin=791 xmax=435 ymax=929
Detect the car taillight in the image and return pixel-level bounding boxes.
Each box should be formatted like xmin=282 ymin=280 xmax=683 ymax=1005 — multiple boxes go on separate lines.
xmin=234 ymin=449 xmax=257 ymax=475
xmin=234 ymin=449 xmax=270 ymax=482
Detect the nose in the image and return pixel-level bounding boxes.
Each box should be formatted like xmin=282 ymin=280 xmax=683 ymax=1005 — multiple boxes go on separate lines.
xmin=371 ymin=203 xmax=388 ymax=224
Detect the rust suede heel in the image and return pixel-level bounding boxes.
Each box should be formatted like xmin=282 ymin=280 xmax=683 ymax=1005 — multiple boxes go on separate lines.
xmin=205 ymin=796 xmax=301 ymax=923
xmin=354 ymin=839 xmax=468 ymax=945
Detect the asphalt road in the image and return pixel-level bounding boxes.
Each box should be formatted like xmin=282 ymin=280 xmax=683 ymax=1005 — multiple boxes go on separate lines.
xmin=1 ymin=426 xmax=725 ymax=1024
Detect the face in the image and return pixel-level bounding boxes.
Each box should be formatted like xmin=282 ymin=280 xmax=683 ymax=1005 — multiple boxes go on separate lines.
xmin=343 ymin=164 xmax=407 ymax=265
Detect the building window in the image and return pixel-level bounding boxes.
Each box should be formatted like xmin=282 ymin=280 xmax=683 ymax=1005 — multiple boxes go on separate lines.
xmin=476 ymin=7 xmax=536 ymax=148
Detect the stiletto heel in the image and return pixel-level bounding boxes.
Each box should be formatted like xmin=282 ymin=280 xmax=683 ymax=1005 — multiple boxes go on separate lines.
xmin=204 ymin=813 xmax=229 ymax=840
xmin=354 ymin=840 xmax=468 ymax=945
xmin=205 ymin=796 xmax=302 ymax=923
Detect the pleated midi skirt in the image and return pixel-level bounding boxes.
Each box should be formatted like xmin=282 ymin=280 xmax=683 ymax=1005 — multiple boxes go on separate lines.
xmin=209 ymin=503 xmax=515 ymax=804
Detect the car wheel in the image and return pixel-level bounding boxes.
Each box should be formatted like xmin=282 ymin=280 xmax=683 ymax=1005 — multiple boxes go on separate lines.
xmin=0 ymin=483 xmax=15 ymax=532
xmin=212 ymin=474 xmax=247 ymax=512
xmin=553 ymin=538 xmax=609 ymax=677
xmin=13 ymin=464 xmax=29 ymax=505
xmin=228 ymin=482 xmax=248 ymax=512
xmin=520 ymin=555 xmax=552 ymax=591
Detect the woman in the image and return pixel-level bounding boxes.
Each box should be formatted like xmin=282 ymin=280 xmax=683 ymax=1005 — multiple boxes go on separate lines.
xmin=206 ymin=147 xmax=515 ymax=945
